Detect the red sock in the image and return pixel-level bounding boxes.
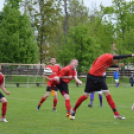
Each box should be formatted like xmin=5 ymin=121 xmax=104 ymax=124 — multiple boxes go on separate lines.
xmin=65 ymin=99 xmax=71 ymax=114
xmin=106 ymin=94 xmax=119 ymax=115
xmin=73 ymin=95 xmax=88 ymax=111
xmin=39 ymin=96 xmax=46 ymax=106
xmin=53 ymin=98 xmax=58 ymax=109
xmin=1 ymin=102 xmax=7 ymax=118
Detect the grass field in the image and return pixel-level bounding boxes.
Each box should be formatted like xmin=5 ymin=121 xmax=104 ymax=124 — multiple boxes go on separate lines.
xmin=1 ymin=82 xmax=134 ymax=134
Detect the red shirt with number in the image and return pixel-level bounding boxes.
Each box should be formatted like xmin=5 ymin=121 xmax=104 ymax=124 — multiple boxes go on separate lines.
xmin=89 ymin=53 xmax=113 ymax=77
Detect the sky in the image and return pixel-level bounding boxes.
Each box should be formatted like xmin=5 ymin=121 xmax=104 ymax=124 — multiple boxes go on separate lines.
xmin=0 ymin=0 xmax=112 ymax=11
xmin=0 ymin=0 xmax=132 ymax=11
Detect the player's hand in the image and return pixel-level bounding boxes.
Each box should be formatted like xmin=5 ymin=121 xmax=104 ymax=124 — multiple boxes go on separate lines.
xmin=78 ymin=81 xmax=82 ymax=85
xmin=119 ymin=63 xmax=124 ymax=68
xmin=77 ymin=80 xmax=82 ymax=85
xmin=5 ymin=91 xmax=10 ymax=95
xmin=53 ymin=76 xmax=60 ymax=82
xmin=132 ymin=54 xmax=134 ymax=57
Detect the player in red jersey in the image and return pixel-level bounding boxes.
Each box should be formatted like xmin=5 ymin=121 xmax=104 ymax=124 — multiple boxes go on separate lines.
xmin=51 ymin=59 xmax=82 ymax=119
xmin=36 ymin=58 xmax=61 ymax=111
xmin=71 ymin=53 xmax=134 ymax=120
xmin=0 ymin=64 xmax=10 ymax=122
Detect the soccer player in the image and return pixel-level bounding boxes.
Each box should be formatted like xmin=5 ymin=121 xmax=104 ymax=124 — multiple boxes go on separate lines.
xmin=36 ymin=58 xmax=61 ymax=111
xmin=129 ymin=74 xmax=134 ymax=87
xmin=0 ymin=64 xmax=10 ymax=122
xmin=51 ymin=59 xmax=82 ymax=119
xmin=88 ymin=91 xmax=103 ymax=107
xmin=113 ymin=69 xmax=120 ymax=87
xmin=71 ymin=53 xmax=134 ymax=120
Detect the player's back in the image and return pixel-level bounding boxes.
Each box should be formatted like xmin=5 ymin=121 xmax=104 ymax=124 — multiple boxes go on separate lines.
xmin=89 ymin=53 xmax=113 ymax=76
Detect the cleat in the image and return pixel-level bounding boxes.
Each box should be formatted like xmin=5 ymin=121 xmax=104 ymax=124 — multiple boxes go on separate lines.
xmin=100 ymin=104 xmax=103 ymax=107
xmin=36 ymin=105 xmax=40 ymax=111
xmin=66 ymin=114 xmax=75 ymax=120
xmin=53 ymin=108 xmax=57 ymax=112
xmin=88 ymin=104 xmax=93 ymax=107
xmin=71 ymin=109 xmax=76 ymax=119
xmin=1 ymin=118 xmax=8 ymax=122
xmin=114 ymin=115 xmax=125 ymax=120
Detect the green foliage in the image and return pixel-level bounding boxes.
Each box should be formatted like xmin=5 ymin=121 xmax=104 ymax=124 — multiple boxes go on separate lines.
xmin=115 ymin=28 xmax=134 ymax=63
xmin=0 ymin=1 xmax=38 ymax=63
xmin=57 ymin=24 xmax=101 ymax=73
xmin=23 ymin=0 xmax=62 ymax=63
xmin=1 ymin=84 xmax=134 ymax=134
xmin=69 ymin=0 xmax=89 ymax=26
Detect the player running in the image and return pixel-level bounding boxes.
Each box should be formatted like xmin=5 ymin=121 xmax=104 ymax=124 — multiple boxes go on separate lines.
xmin=71 ymin=53 xmax=134 ymax=120
xmin=36 ymin=58 xmax=61 ymax=111
xmin=51 ymin=59 xmax=82 ymax=119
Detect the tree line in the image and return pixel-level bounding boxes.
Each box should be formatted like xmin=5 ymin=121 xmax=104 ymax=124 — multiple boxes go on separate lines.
xmin=0 ymin=0 xmax=134 ymax=74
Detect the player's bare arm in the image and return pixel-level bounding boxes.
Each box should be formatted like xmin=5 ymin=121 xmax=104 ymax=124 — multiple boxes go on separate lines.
xmin=53 ymin=76 xmax=73 ymax=82
xmin=74 ymin=76 xmax=82 ymax=85
xmin=0 ymin=85 xmax=10 ymax=95
xmin=44 ymin=75 xmax=52 ymax=81
xmin=61 ymin=76 xmax=74 ymax=79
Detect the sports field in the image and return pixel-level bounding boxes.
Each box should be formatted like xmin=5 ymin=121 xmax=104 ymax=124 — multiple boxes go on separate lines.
xmin=1 ymin=82 xmax=134 ymax=134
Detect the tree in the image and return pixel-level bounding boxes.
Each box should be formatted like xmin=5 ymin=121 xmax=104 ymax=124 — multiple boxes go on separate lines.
xmin=88 ymin=6 xmax=114 ymax=53
xmin=21 ymin=0 xmax=62 ymax=63
xmin=69 ymin=0 xmax=89 ymax=26
xmin=57 ymin=24 xmax=101 ymax=74
xmin=115 ymin=28 xmax=134 ymax=63
xmin=0 ymin=0 xmax=38 ymax=63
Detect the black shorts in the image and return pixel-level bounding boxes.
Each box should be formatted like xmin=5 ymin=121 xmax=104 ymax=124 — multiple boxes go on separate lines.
xmin=84 ymin=73 xmax=108 ymax=93
xmin=56 ymin=80 xmax=69 ymax=95
xmin=0 ymin=92 xmax=4 ymax=99
xmin=46 ymin=86 xmax=58 ymax=91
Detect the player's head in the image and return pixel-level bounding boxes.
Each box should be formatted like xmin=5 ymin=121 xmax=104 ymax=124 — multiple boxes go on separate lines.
xmin=70 ymin=59 xmax=78 ymax=69
xmin=50 ymin=58 xmax=56 ymax=65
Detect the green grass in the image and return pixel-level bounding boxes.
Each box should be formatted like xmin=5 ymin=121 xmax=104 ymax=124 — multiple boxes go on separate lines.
xmin=1 ymin=83 xmax=134 ymax=134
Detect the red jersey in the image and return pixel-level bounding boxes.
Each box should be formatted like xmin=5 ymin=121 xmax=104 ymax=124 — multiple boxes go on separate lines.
xmin=0 ymin=73 xmax=4 ymax=85
xmin=89 ymin=53 xmax=113 ymax=76
xmin=45 ymin=64 xmax=61 ymax=86
xmin=58 ymin=65 xmax=76 ymax=84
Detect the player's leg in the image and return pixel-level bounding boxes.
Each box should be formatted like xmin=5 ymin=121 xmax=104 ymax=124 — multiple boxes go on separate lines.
xmin=97 ymin=91 xmax=103 ymax=107
xmin=73 ymin=93 xmax=89 ymax=111
xmin=103 ymin=90 xmax=125 ymax=120
xmin=88 ymin=92 xmax=94 ymax=107
xmin=71 ymin=74 xmax=92 ymax=119
xmin=36 ymin=87 xmax=51 ymax=110
xmin=56 ymin=80 xmax=74 ymax=119
xmin=115 ymin=79 xmax=119 ymax=87
xmin=0 ymin=93 xmax=8 ymax=122
xmin=52 ymin=87 xmax=58 ymax=112
xmin=132 ymin=82 xmax=133 ymax=87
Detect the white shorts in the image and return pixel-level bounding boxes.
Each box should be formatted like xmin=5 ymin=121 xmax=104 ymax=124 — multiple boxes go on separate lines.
xmin=115 ymin=79 xmax=119 ymax=83
xmin=96 ymin=91 xmax=102 ymax=94
xmin=84 ymin=90 xmax=108 ymax=95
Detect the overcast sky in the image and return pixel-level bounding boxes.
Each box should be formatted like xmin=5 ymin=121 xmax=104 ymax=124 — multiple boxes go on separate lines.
xmin=0 ymin=0 xmax=132 ymax=11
